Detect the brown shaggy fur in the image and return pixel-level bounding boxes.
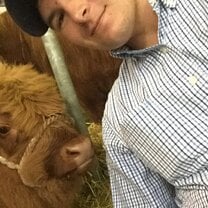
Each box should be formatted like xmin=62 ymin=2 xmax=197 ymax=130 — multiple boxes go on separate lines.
xmin=0 ymin=11 xmax=122 ymax=122
xmin=0 ymin=62 xmax=94 ymax=208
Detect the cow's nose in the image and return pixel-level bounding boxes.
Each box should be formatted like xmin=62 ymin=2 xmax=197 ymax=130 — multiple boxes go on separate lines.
xmin=59 ymin=136 xmax=94 ymax=175
xmin=61 ymin=146 xmax=80 ymax=158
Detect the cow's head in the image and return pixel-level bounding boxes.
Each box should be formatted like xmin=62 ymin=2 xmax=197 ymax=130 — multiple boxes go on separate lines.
xmin=0 ymin=62 xmax=95 ymax=206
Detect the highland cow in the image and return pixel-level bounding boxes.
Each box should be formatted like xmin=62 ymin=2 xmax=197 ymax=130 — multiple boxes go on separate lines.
xmin=0 ymin=62 xmax=95 ymax=208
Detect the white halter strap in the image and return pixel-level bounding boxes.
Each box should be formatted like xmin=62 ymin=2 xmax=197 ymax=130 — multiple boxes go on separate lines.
xmin=0 ymin=113 xmax=63 ymax=171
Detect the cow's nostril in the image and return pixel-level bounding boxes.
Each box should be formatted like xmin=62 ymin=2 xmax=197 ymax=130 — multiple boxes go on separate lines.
xmin=65 ymin=148 xmax=79 ymax=156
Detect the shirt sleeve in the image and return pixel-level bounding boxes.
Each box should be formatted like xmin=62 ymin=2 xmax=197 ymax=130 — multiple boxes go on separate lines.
xmin=103 ymin=122 xmax=178 ymax=208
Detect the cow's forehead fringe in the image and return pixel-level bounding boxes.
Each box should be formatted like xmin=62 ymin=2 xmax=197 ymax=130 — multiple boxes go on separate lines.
xmin=0 ymin=62 xmax=65 ymax=132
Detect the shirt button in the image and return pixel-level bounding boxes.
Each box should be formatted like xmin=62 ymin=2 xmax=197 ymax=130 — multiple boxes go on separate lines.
xmin=160 ymin=46 xmax=169 ymax=54
xmin=188 ymin=75 xmax=198 ymax=86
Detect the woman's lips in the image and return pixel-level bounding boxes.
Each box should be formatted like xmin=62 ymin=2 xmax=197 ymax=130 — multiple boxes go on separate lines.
xmin=91 ymin=6 xmax=106 ymax=36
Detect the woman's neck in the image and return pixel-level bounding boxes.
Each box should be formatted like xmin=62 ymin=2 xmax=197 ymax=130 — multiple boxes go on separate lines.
xmin=127 ymin=0 xmax=158 ymax=49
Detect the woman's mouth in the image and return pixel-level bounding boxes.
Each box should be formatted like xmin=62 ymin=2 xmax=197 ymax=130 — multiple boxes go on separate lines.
xmin=91 ymin=5 xmax=106 ymax=36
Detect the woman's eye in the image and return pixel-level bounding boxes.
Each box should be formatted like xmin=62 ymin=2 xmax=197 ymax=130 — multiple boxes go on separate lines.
xmin=0 ymin=126 xmax=10 ymax=135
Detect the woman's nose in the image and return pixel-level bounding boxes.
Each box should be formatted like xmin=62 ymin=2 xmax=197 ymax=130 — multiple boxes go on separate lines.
xmin=74 ymin=6 xmax=90 ymax=23
xmin=65 ymin=2 xmax=91 ymax=24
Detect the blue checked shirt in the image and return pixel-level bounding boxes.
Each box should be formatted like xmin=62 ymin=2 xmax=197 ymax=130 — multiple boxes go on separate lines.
xmin=102 ymin=0 xmax=208 ymax=207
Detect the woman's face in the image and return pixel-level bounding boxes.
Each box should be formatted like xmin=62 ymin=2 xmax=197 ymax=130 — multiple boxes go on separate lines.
xmin=38 ymin=0 xmax=137 ymax=50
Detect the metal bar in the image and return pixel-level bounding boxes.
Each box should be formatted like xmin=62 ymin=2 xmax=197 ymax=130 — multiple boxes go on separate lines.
xmin=42 ymin=29 xmax=88 ymax=134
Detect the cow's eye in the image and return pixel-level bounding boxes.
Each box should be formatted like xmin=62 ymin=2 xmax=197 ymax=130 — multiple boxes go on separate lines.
xmin=0 ymin=126 xmax=10 ymax=135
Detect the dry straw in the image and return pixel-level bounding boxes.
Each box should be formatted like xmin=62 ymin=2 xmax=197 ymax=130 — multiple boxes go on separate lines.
xmin=74 ymin=123 xmax=112 ymax=208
